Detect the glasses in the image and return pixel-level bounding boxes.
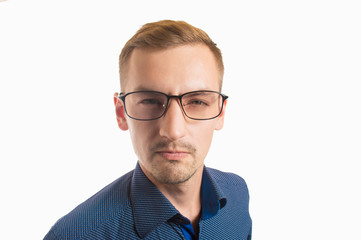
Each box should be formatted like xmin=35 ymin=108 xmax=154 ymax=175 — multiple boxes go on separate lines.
xmin=118 ymin=90 xmax=228 ymax=121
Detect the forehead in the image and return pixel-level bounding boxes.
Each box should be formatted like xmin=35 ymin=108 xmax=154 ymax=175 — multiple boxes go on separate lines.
xmin=124 ymin=45 xmax=220 ymax=94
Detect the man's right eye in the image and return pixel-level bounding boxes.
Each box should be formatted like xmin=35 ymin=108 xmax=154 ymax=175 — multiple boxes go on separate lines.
xmin=138 ymin=99 xmax=163 ymax=105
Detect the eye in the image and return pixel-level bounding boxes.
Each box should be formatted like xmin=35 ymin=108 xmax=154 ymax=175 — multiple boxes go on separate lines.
xmin=184 ymin=99 xmax=209 ymax=106
xmin=139 ymin=98 xmax=163 ymax=105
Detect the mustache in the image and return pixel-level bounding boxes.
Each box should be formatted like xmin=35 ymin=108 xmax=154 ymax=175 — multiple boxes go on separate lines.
xmin=150 ymin=140 xmax=197 ymax=154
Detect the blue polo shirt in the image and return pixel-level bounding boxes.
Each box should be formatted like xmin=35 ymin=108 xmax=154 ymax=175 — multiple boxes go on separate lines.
xmin=44 ymin=163 xmax=252 ymax=239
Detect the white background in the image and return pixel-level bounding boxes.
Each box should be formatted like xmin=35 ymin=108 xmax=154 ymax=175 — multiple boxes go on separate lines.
xmin=1 ymin=0 xmax=360 ymax=239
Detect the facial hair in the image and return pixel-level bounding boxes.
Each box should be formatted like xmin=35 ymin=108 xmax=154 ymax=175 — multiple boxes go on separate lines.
xmin=145 ymin=140 xmax=199 ymax=184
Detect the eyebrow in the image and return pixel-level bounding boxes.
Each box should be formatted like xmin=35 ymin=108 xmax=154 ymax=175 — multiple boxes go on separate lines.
xmin=131 ymin=87 xmax=213 ymax=94
xmin=185 ymin=91 xmax=212 ymax=96
xmin=132 ymin=87 xmax=156 ymax=92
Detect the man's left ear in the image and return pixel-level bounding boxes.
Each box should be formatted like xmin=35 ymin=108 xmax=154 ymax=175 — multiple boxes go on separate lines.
xmin=215 ymin=99 xmax=227 ymax=130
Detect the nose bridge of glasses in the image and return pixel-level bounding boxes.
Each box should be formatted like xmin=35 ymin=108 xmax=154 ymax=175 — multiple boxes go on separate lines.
xmin=168 ymin=95 xmax=183 ymax=104
xmin=164 ymin=95 xmax=185 ymax=114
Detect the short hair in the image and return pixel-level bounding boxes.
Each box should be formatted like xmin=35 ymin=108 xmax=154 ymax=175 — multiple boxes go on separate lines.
xmin=119 ymin=20 xmax=224 ymax=91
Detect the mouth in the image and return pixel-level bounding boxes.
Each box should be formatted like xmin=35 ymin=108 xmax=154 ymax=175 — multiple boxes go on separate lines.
xmin=156 ymin=150 xmax=190 ymax=161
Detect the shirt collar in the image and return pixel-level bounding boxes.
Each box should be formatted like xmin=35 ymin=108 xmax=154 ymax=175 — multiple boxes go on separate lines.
xmin=130 ymin=163 xmax=227 ymax=238
xmin=201 ymin=167 xmax=227 ymax=220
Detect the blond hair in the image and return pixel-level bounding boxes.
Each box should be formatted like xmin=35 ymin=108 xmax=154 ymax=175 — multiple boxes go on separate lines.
xmin=119 ymin=20 xmax=224 ymax=91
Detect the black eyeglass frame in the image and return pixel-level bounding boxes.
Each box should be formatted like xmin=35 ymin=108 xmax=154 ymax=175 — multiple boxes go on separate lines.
xmin=118 ymin=90 xmax=228 ymax=121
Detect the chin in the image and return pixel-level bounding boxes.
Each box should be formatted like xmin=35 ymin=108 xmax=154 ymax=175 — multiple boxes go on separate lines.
xmin=152 ymin=161 xmax=200 ymax=185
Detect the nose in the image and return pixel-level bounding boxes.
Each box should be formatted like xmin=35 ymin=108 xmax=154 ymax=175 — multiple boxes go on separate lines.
xmin=159 ymin=98 xmax=187 ymax=141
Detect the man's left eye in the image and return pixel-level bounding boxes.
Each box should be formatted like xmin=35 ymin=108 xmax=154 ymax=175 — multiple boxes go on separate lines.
xmin=187 ymin=100 xmax=208 ymax=106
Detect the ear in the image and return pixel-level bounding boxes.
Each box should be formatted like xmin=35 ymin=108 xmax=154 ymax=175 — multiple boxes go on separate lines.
xmin=114 ymin=93 xmax=129 ymax=131
xmin=215 ymin=99 xmax=227 ymax=131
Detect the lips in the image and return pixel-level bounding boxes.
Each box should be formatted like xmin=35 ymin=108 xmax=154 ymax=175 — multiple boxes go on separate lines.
xmin=156 ymin=150 xmax=190 ymax=160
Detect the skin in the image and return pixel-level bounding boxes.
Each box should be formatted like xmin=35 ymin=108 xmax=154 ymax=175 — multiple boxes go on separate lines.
xmin=114 ymin=44 xmax=227 ymax=232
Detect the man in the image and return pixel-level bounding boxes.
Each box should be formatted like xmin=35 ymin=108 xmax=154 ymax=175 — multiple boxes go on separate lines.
xmin=44 ymin=20 xmax=252 ymax=240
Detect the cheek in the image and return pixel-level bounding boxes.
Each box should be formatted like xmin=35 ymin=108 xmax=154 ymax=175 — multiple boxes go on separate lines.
xmin=190 ymin=121 xmax=217 ymax=153
xmin=128 ymin=122 xmax=157 ymax=156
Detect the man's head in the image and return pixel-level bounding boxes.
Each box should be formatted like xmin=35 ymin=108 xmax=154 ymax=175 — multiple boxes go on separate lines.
xmin=114 ymin=20 xmax=227 ymax=186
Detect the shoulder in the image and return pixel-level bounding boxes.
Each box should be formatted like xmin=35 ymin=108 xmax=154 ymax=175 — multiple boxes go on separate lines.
xmin=45 ymin=170 xmax=134 ymax=240
xmin=205 ymin=167 xmax=248 ymax=189
xmin=205 ymin=167 xmax=250 ymax=202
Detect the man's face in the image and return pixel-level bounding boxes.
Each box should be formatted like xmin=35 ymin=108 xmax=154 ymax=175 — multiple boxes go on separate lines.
xmin=115 ymin=44 xmax=226 ymax=185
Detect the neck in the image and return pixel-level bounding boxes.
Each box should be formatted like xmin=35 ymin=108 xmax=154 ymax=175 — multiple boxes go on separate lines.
xmin=142 ymin=164 xmax=204 ymax=224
